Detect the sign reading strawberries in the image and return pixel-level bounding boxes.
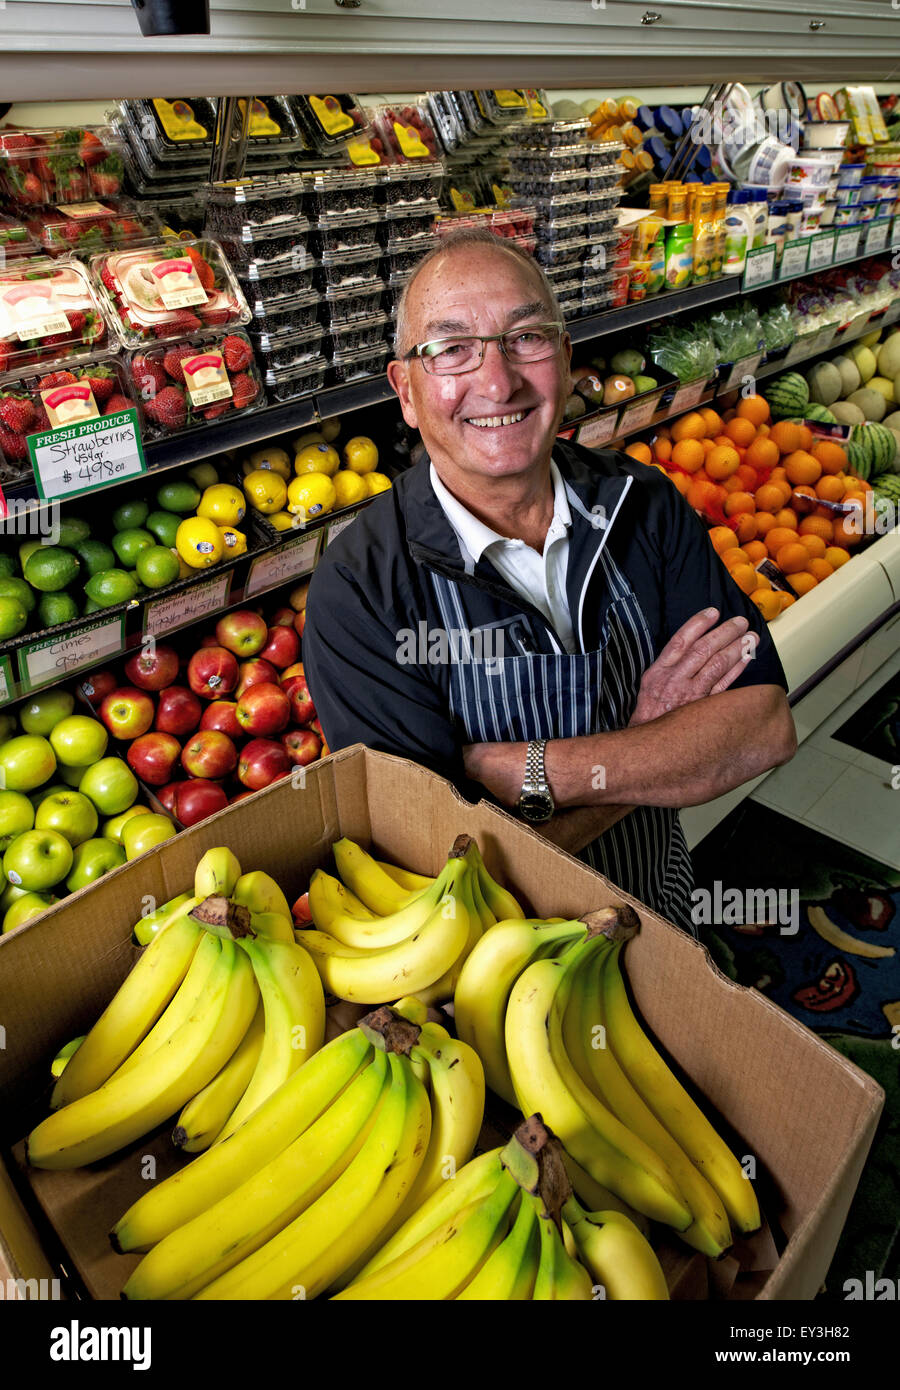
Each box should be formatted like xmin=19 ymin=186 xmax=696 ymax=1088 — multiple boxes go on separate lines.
xmin=27 ymin=407 xmax=146 ymax=501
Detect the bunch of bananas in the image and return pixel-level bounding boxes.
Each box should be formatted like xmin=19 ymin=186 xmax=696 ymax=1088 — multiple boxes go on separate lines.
xmin=26 ymin=848 xmax=325 ymax=1169
xmin=337 ymin=1114 xmax=668 ymax=1300
xmin=113 ymin=1001 xmax=484 ymax=1300
xmin=296 ymin=834 xmax=522 ymax=1006
xmin=456 ymin=906 xmax=761 ymax=1256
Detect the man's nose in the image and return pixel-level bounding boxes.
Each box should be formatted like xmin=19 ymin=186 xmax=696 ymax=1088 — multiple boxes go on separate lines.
xmin=472 ymin=339 xmax=522 ymax=398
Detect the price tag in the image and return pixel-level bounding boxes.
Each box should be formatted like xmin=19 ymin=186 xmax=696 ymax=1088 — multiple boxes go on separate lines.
xmin=811 ymin=324 xmax=839 ymax=354
xmin=577 ymin=410 xmax=619 ymax=449
xmin=865 ymin=219 xmax=891 ymax=256
xmin=245 ymin=533 xmax=321 ymax=599
xmin=834 ymin=227 xmax=861 ymax=262
xmin=807 ymin=232 xmax=835 ymax=272
xmin=325 ymin=510 xmax=363 ymax=546
xmin=882 ymin=297 xmax=900 ymax=326
xmin=18 ymin=614 xmax=125 ymax=691
xmin=742 ymin=245 xmax=776 ymax=291
xmin=28 ymin=409 xmax=146 ymax=502
xmin=144 ymin=572 xmax=233 ymax=638
xmin=618 ymin=395 xmax=661 ymax=434
xmin=667 ymin=379 xmax=707 ymax=416
xmin=721 ymin=353 xmax=762 ymax=393
xmin=785 ymin=334 xmax=816 ymax=367
xmin=0 ymin=654 xmax=12 ymax=704
xmin=843 ymin=311 xmax=872 ymax=343
xmin=779 ymin=241 xmax=810 ymax=280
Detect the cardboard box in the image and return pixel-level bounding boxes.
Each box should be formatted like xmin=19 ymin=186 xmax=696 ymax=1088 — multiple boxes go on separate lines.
xmin=0 ymin=746 xmax=884 ymax=1300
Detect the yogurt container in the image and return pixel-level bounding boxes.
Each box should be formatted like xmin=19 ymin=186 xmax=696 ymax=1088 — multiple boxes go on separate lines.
xmin=819 ymin=201 xmax=837 ymax=226
xmin=833 ymin=206 xmax=859 ymax=227
xmin=877 ymin=199 xmax=896 ymax=219
xmin=786 ymin=155 xmax=839 ymax=188
xmin=835 ymin=185 xmax=861 ymax=206
xmin=836 ymin=163 xmax=865 ymax=187
xmin=855 ymin=199 xmax=878 ymax=223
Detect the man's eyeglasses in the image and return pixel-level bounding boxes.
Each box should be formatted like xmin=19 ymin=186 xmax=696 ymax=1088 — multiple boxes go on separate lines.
xmin=404 ymin=322 xmax=565 ymax=376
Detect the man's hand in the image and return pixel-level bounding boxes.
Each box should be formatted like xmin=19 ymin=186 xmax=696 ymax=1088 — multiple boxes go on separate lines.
xmin=463 ymin=740 xmax=527 ymax=808
xmin=628 ymin=608 xmax=758 ymax=727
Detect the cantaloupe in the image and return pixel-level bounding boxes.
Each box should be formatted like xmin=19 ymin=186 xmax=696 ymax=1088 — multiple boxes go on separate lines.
xmin=847 ymin=387 xmax=887 ymax=422
xmin=876 ymin=334 xmax=900 ymax=380
xmin=830 ymin=400 xmax=867 ymax=427
xmin=868 ymin=376 xmax=896 ymax=408
xmin=832 ymin=354 xmax=862 ymax=397
xmin=806 ymin=360 xmax=842 ymax=407
xmin=847 ymin=343 xmax=878 ymax=384
xmin=883 ymin=409 xmax=900 ymax=432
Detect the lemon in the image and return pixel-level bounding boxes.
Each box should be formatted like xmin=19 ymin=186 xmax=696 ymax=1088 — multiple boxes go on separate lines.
xmin=197 ymin=483 xmax=246 ymax=528
xmin=365 ymin=472 xmax=393 ymax=496
xmin=243 ymin=469 xmax=288 ymax=515
xmin=218 ymin=526 xmax=247 ymax=556
xmin=246 ymin=446 xmax=291 ymax=481
xmin=293 ymin=430 xmax=325 ymax=452
xmin=332 ymin=470 xmax=369 ymax=508
xmin=342 ymin=435 xmax=378 ymax=474
xmin=287 ymin=472 xmax=336 ymax=522
xmin=176 ymin=517 xmax=224 ymax=569
xmin=269 ymin=511 xmax=297 ymax=532
xmin=295 ymin=442 xmax=340 ymax=478
xmin=320 ymin=417 xmax=341 ymax=443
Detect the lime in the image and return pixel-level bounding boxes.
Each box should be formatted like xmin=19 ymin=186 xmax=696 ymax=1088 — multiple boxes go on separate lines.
xmin=145 ymin=510 xmax=181 ymax=548
xmin=0 ymin=596 xmax=27 ymax=639
xmin=188 ymin=461 xmax=219 ymax=490
xmin=84 ymin=569 xmax=138 ymax=607
xmin=0 ymin=554 xmax=15 ymax=580
xmin=38 ymin=592 xmax=79 ymax=628
xmin=111 ymin=499 xmax=149 ymax=531
xmin=0 ymin=576 xmax=36 ymax=612
xmin=156 ymin=479 xmax=201 ymax=514
xmin=175 ymin=517 xmax=224 ymax=569
xmin=74 ymin=539 xmax=116 ymax=577
xmin=82 ymin=598 xmax=102 ymax=614
xmin=19 ymin=540 xmax=42 ymax=571
xmin=23 ymin=546 xmax=80 ymax=593
xmin=112 ymin=528 xmax=155 ymax=569
xmin=56 ymin=516 xmax=90 ymax=549
xmin=136 ymin=545 xmax=180 ymax=589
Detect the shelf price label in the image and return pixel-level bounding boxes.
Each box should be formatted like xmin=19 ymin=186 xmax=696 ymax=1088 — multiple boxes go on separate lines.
xmin=882 ymin=298 xmax=900 ymax=327
xmin=807 ymin=232 xmax=835 ymax=272
xmin=842 ymin=311 xmax=872 ymax=343
xmin=784 ymin=333 xmax=816 ymax=367
xmin=143 ymin=572 xmax=233 ymax=638
xmin=325 ymin=510 xmax=364 ymax=547
xmin=865 ymin=218 xmax=892 ymax=257
xmin=27 ymin=409 xmax=146 ymax=502
xmin=779 ymin=241 xmax=810 ymax=281
xmin=18 ymin=614 xmax=126 ymax=691
xmin=742 ymin=245 xmax=776 ymax=291
xmin=245 ymin=533 xmax=321 ymax=599
xmin=666 ymin=379 xmax=707 ymax=416
xmin=0 ymin=654 xmax=11 ymax=704
xmin=721 ymin=353 xmax=762 ymax=393
xmin=618 ymin=394 xmax=661 ymax=434
xmin=834 ymin=227 xmax=861 ymax=262
xmin=577 ymin=410 xmax=620 ymax=449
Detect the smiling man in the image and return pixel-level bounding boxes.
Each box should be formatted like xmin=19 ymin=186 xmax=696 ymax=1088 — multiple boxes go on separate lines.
xmin=302 ymin=228 xmax=796 ymax=932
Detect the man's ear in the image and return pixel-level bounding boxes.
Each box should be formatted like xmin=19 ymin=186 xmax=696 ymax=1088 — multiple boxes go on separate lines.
xmin=387 ymin=359 xmax=419 ymax=430
xmin=561 ymin=331 xmax=573 ymax=395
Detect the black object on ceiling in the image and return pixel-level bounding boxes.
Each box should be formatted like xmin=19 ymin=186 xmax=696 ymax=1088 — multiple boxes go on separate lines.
xmin=130 ymin=0 xmax=211 ymax=37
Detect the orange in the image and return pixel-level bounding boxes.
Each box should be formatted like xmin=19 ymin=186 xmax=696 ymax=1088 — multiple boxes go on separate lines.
xmin=784 ymin=450 xmax=822 ymax=486
xmin=812 ymin=441 xmax=847 ymax=475
xmin=735 ymin=464 xmax=759 ymax=492
xmin=798 ymin=534 xmax=827 ymax=560
xmin=655 ymin=424 xmax=672 ymax=440
xmin=729 ymin=563 xmax=758 ymax=595
xmin=799 ymin=515 xmax=833 ymax=542
xmin=625 ymin=441 xmax=653 ymax=465
xmin=724 ymin=490 xmax=755 ymax=517
xmin=700 ymin=407 xmax=724 ymax=437
xmin=701 ymin=437 xmax=716 ymax=456
xmin=755 ymin=482 xmax=786 ymax=513
xmin=744 ymin=540 xmax=767 ymax=563
xmin=779 ymin=593 xmax=797 ymax=611
xmin=737 ymin=394 xmax=771 ymax=427
xmin=757 ymin=422 xmax=771 ymax=438
xmin=754 ymin=570 xmax=773 ymax=589
xmin=824 ymin=546 xmax=851 ymax=569
xmin=751 ymin=589 xmax=783 ymax=621
xmin=672 ymin=411 xmax=706 ymax=442
xmin=842 ymin=489 xmax=867 ymax=509
xmin=770 ymin=421 xmax=802 ymax=455
xmin=814 ymin=475 xmax=844 ymax=503
xmin=774 ymin=507 xmax=799 ymax=530
xmin=746 ymin=437 xmax=780 ymax=473
xmin=708 ymin=525 xmax=740 ymax=556
xmin=856 ymin=478 xmax=873 ymax=493
xmin=722 ymin=546 xmax=751 ymax=570
xmin=754 ymin=511 xmax=777 ymax=536
xmin=653 ymin=437 xmax=672 ymax=462
xmin=722 ymin=475 xmax=745 ymax=493
xmin=671 ymin=437 xmax=706 ymax=473
xmin=790 ymin=571 xmax=818 ymax=596
xmin=670 ymin=471 xmax=691 ymax=497
xmin=705 ymin=444 xmax=741 ymax=479
xmin=795 ymin=425 xmax=814 ymax=452
xmin=832 ymin=516 xmax=862 ymax=548
xmin=808 ymin=558 xmax=834 ymax=582
xmin=725 ymin=417 xmax=756 ymax=449
xmin=734 ymin=512 xmax=758 ymax=544
xmin=766 ymin=526 xmax=800 ymax=556
xmin=686 ymin=478 xmax=721 ymax=512
xmin=775 ymin=542 xmax=812 ymax=575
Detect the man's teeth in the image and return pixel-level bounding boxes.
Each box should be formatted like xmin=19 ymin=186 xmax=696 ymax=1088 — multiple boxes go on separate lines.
xmin=467 ymin=411 xmax=527 ymax=428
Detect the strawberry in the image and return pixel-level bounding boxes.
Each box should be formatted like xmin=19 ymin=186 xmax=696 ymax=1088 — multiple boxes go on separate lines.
xmin=222 ymin=334 xmax=253 ymax=372
xmin=103 ymin=393 xmax=133 ymax=415
xmin=38 ymin=370 xmax=77 ymax=389
xmin=162 ymin=345 xmax=196 ymax=384
xmin=155 ymin=310 xmax=201 ymax=338
xmin=100 ymin=263 xmax=118 ymax=294
xmin=131 ymin=354 xmax=167 ymax=397
xmin=27 ymin=406 xmax=51 ymax=437
xmin=19 ymin=172 xmax=44 ymax=205
xmin=230 ymin=373 xmax=260 ymax=410
xmin=0 ymin=342 xmax=10 ymax=375
xmin=197 ymin=303 xmax=231 ymax=326
xmin=202 ymin=400 xmax=233 ymax=420
xmin=0 ymin=395 xmax=37 ymax=432
xmin=91 ymin=166 xmax=122 ymax=198
xmin=184 ymin=245 xmax=216 ymax=291
xmin=78 ymin=130 xmax=106 ymax=167
xmin=0 ymin=423 xmax=28 ymax=461
xmin=144 ymin=385 xmax=187 ymax=430
xmin=79 ymin=368 xmax=116 ymax=403
xmin=0 ymin=132 xmax=36 ymax=159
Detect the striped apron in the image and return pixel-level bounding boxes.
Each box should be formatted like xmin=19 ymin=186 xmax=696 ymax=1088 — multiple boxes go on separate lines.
xmin=428 ymin=546 xmax=698 ymax=936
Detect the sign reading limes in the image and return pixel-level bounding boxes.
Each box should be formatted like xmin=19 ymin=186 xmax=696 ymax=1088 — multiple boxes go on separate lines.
xmin=27 ymin=408 xmax=146 ymax=502
xmin=18 ymin=613 xmax=126 ymax=691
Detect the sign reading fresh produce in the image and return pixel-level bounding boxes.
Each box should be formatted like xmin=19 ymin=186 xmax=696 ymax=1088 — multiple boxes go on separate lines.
xmin=18 ymin=614 xmax=126 ymax=691
xmin=28 ymin=408 xmax=146 ymax=502
xmin=245 ymin=534 xmax=320 ymax=599
xmin=144 ymin=572 xmax=233 ymax=638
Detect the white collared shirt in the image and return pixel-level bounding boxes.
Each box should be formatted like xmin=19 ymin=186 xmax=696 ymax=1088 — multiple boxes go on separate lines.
xmin=429 ymin=460 xmax=576 ymax=653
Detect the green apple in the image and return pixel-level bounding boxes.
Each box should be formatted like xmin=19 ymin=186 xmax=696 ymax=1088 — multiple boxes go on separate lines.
xmin=79 ymin=758 xmax=139 ymax=816
xmin=3 ymin=829 xmax=73 ymax=891
xmin=0 ymin=735 xmax=57 ymax=792
xmin=0 ymin=880 xmax=29 ymax=914
xmin=35 ymin=791 xmax=99 ymax=848
xmin=57 ymin=762 xmax=86 ymax=789
xmin=122 ymin=813 xmax=175 ymax=860
xmin=2 ymin=891 xmax=58 ymax=934
xmin=102 ymin=805 xmax=152 ymax=844
xmin=0 ymin=789 xmax=35 ymax=851
xmin=49 ymin=715 xmax=108 ymax=768
xmin=19 ymin=689 xmax=75 ymax=736
xmin=30 ymin=782 xmax=71 ymax=808
xmin=66 ymin=837 xmax=126 ymax=892
xmin=0 ymin=714 xmax=16 ymax=743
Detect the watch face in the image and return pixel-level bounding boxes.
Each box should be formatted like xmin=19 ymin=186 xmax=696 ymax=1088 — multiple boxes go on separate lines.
xmin=519 ymin=792 xmax=554 ymax=824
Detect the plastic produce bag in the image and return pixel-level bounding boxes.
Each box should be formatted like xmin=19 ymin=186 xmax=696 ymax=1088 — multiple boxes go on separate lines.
xmin=648 ymin=318 xmax=717 ymax=383
xmin=758 ymin=298 xmax=796 ymax=354
xmin=706 ymin=302 xmax=764 ymax=364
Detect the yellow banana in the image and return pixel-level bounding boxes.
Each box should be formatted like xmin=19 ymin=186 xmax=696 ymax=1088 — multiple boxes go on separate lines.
xmin=216 ymin=936 xmax=325 ymax=1141
xmin=308 ymin=869 xmax=376 ymax=932
xmin=173 ymin=1003 xmax=266 ymax=1152
xmin=391 ymin=996 xmax=430 ymax=1027
xmin=112 ymin=1027 xmax=373 ymax=1253
xmin=562 ymin=1195 xmax=669 ymax=1300
xmin=132 ymin=891 xmax=195 ymax=946
xmin=233 ymin=870 xmax=292 ymax=921
xmin=377 ymin=861 xmax=434 ymax=892
xmin=561 ymin=1152 xmax=650 ymax=1232
xmin=109 ymin=932 xmax=223 ymax=1083
xmin=455 ymin=916 xmax=590 ymax=1105
xmin=28 ymin=941 xmax=258 ymax=1170
xmin=323 ymin=856 xmax=471 ymax=950
xmin=530 ymin=1194 xmax=594 ymax=1300
xmin=194 ymin=847 xmax=242 ymax=900
xmin=51 ymin=905 xmax=203 ymax=1109
xmin=466 ymin=840 xmax=524 ymax=921
xmin=600 ymin=941 xmax=761 ymax=1234
xmin=457 ymin=1185 xmax=540 ymax=1299
xmin=332 ymin=838 xmax=420 ymax=915
xmin=124 ymin=1048 xmax=390 ymax=1300
xmin=408 ymin=856 xmax=485 ymax=1006
xmin=248 ymin=911 xmax=295 ymax=945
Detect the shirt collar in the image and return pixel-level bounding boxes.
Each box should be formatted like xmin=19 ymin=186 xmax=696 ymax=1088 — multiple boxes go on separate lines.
xmin=428 ymin=459 xmax=572 ymax=564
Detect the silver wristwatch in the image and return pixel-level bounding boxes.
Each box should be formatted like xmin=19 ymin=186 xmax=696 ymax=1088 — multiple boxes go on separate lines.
xmin=517 ymin=740 xmax=555 ymax=824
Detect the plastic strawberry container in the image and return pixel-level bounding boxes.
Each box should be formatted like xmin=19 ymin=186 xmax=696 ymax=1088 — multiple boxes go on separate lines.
xmin=0 ymin=257 xmax=107 ymax=376
xmin=91 ymin=238 xmax=250 ymax=347
xmin=0 ymin=125 xmax=126 ymax=206
xmin=24 ymin=202 xmax=161 ymax=258
xmin=126 ymin=328 xmax=264 ymax=438
xmin=0 ymin=213 xmax=41 ymax=263
xmin=372 ymin=104 xmax=442 ymax=164
xmin=0 ymin=356 xmax=136 ymax=478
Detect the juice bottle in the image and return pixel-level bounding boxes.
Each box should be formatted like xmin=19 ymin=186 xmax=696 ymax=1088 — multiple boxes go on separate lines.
xmin=692 ymin=190 xmax=716 ymax=282
xmin=666 ymin=183 xmax=687 ymax=221
xmin=711 ymin=184 xmax=729 ymax=276
xmin=648 ymin=183 xmax=668 ymax=214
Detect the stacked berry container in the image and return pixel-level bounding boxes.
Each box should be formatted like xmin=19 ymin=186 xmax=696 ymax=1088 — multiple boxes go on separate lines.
xmin=21 ymin=202 xmax=161 ymax=259
xmin=0 ymin=358 xmax=137 ymax=484
xmin=307 ymin=167 xmax=388 ymax=384
xmin=125 ymin=330 xmax=264 ymax=437
xmin=377 ymin=162 xmax=442 ymax=350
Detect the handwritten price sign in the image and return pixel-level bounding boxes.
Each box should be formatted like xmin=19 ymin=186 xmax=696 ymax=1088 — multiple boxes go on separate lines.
xmin=28 ymin=409 xmax=146 ymax=502
xmin=18 ymin=614 xmax=126 ymax=691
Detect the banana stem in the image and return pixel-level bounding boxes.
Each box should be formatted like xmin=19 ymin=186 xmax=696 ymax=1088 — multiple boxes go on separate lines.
xmin=189 ymin=896 xmax=254 ymax=941
xmin=580 ymin=905 xmax=641 ymax=944
xmin=357 ymin=1005 xmax=422 ymax=1056
xmin=501 ymin=1116 xmax=573 ymax=1232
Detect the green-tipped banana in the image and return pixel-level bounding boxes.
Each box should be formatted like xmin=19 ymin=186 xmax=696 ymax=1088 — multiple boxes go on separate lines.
xmin=194 ymin=847 xmax=242 ymax=900
xmin=466 ymin=840 xmax=524 ymax=921
xmin=172 ymin=1003 xmax=266 ymax=1153
xmin=132 ymin=891 xmax=195 ymax=946
xmin=233 ymin=870 xmax=291 ymax=921
xmin=50 ymin=1036 xmax=85 ymax=1079
xmin=563 ymin=1195 xmax=669 ymax=1300
xmin=458 ymin=1187 xmax=540 ymax=1299
xmin=531 ymin=1194 xmax=594 ymax=1300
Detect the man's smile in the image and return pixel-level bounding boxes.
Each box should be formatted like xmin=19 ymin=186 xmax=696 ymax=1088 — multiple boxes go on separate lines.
xmin=464 ymin=407 xmax=537 ymax=429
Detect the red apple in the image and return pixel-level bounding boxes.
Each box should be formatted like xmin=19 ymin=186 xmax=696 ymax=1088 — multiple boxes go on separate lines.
xmin=99 ymin=686 xmax=155 ymax=740
xmin=79 ymin=669 xmax=117 ymax=708
xmin=259 ymin=624 xmax=300 ymax=670
xmin=127 ymin=731 xmax=182 ymax=786
xmin=236 ymin=657 xmax=279 ymax=698
xmin=237 ymin=737 xmax=291 ymax=790
xmin=124 ymin=643 xmax=179 ymax=692
xmin=155 ymin=685 xmax=203 ymax=737
xmin=181 ymin=729 xmax=237 ymax=780
xmin=281 ymin=727 xmax=322 ymax=766
xmin=156 ymin=781 xmax=181 ymax=817
xmin=282 ymin=674 xmax=316 ymax=726
xmin=292 ymin=890 xmax=313 ymax=925
xmin=200 ymin=634 xmax=220 ymax=648
xmin=215 ymin=609 xmax=268 ymax=658
xmin=200 ymin=700 xmax=242 ymax=739
xmin=279 ymin=662 xmax=304 ymax=685
xmin=307 ymin=715 xmax=325 ymax=740
xmin=187 ymin=646 xmax=239 ymax=699
xmin=294 ymin=610 xmax=306 ymax=639
xmin=175 ymin=778 xmax=229 ymax=827
xmin=235 ymin=682 xmax=290 ymax=737
xmin=229 ymin=790 xmax=255 ymax=803
xmin=270 ymin=607 xmax=296 ymax=628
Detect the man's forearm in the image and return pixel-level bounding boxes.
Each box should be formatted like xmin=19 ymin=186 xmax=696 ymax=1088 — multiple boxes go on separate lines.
xmin=533 ymin=804 xmax=634 ymax=856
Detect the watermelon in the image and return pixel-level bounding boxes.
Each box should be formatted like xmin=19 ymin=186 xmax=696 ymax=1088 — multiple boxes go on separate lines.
xmin=803 ymin=404 xmax=838 ymax=425
xmin=872 ymin=472 xmax=900 ymax=501
xmin=767 ymin=372 xmax=810 ymax=420
xmin=850 ymin=422 xmax=896 ymax=476
xmin=846 ymin=438 xmax=870 ymax=480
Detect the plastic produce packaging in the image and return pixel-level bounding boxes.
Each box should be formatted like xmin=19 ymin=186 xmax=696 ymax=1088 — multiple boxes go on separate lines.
xmin=126 ymin=328 xmax=264 ymax=436
xmin=331 ymin=343 xmax=390 ymax=382
xmin=759 ymin=299 xmax=796 ymax=354
xmin=0 ymin=213 xmax=41 ymax=262
xmin=291 ymin=95 xmax=371 ymax=154
xmin=253 ymin=324 xmax=324 ymax=372
xmin=91 ymin=238 xmax=250 ymax=346
xmin=24 ymin=202 xmax=161 ymax=258
xmin=0 ymin=126 xmax=125 ymax=205
xmin=706 ymin=302 xmax=764 ymax=363
xmin=0 ymin=357 xmax=136 ymax=481
xmin=265 ymin=358 xmax=327 ymax=403
xmin=329 ymin=312 xmax=389 ymax=354
xmin=246 ymin=288 xmax=321 ymax=343
xmin=648 ymin=318 xmax=717 ymax=384
xmin=0 ymin=257 xmax=106 ymax=375
xmin=370 ymin=103 xmax=442 ymax=163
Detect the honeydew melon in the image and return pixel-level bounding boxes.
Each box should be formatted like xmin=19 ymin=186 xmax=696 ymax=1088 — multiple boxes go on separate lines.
xmin=876 ymin=334 xmax=900 ymax=380
xmin=806 ymin=360 xmax=842 ymax=407
xmin=832 ymin=354 xmax=862 ymax=396
xmin=830 ymin=400 xmax=866 ymax=426
xmin=867 ymin=376 xmax=896 ymax=407
xmin=847 ymin=343 xmax=878 ymax=384
xmin=847 ymin=387 xmax=887 ymax=422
